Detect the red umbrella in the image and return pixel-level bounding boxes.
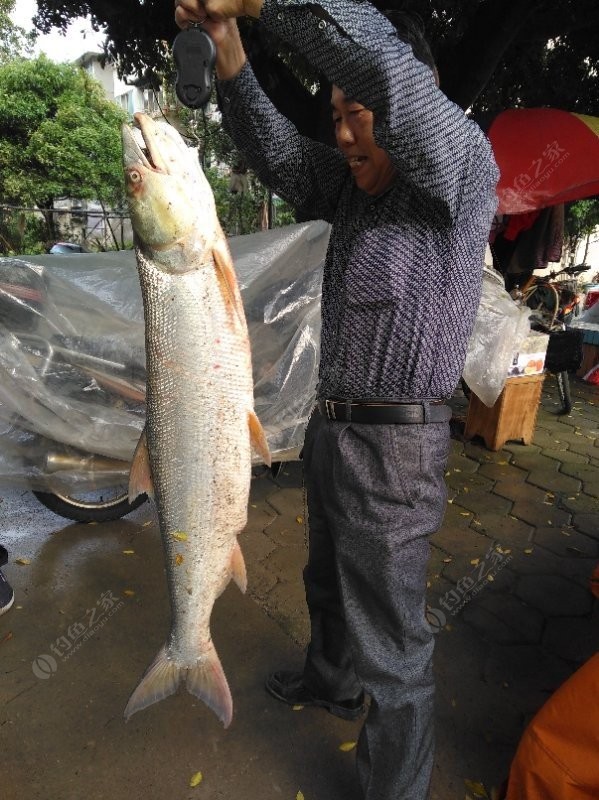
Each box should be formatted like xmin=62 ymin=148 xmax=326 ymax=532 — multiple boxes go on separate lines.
xmin=488 ymin=108 xmax=599 ymax=215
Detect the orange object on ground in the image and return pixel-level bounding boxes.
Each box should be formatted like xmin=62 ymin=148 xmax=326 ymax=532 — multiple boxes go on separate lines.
xmin=505 ymin=653 xmax=599 ymax=799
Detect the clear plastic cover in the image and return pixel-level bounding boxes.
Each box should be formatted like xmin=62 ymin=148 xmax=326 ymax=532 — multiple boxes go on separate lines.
xmin=462 ymin=267 xmax=532 ymax=407
xmin=0 ymin=221 xmax=329 ymax=492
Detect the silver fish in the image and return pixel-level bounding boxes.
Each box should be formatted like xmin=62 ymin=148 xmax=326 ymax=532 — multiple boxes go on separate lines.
xmin=122 ymin=113 xmax=270 ymax=727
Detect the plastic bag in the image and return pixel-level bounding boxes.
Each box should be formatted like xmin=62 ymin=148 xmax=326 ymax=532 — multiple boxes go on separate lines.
xmin=462 ymin=267 xmax=531 ymax=407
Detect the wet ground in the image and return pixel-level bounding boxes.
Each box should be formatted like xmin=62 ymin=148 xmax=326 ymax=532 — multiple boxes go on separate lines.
xmin=1 ymin=376 xmax=598 ymax=800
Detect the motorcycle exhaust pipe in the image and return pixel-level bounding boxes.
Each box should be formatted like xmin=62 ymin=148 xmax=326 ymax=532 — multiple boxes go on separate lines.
xmin=45 ymin=452 xmax=131 ymax=474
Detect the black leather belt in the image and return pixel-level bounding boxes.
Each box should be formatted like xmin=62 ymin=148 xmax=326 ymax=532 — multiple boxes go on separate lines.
xmin=317 ymin=399 xmax=452 ymax=424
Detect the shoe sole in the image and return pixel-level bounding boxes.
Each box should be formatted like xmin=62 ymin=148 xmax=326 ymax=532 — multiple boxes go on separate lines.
xmin=0 ymin=594 xmax=14 ymax=616
xmin=265 ymin=680 xmax=365 ymax=721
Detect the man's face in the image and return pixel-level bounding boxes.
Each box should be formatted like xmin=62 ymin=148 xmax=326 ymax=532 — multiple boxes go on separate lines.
xmin=331 ymin=85 xmax=396 ymax=196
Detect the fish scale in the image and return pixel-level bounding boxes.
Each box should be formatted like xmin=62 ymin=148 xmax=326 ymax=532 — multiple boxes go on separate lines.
xmin=121 ymin=113 xmax=270 ymax=727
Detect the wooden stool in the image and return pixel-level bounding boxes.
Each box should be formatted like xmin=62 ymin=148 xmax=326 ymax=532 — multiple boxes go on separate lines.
xmin=464 ymin=373 xmax=545 ymax=451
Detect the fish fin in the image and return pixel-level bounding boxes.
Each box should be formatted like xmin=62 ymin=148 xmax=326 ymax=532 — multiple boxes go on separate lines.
xmin=212 ymin=239 xmax=246 ymax=326
xmin=186 ymin=642 xmax=233 ymax=728
xmin=128 ymin=427 xmax=154 ymax=503
xmin=124 ymin=645 xmax=182 ymax=720
xmin=230 ymin=540 xmax=247 ymax=594
xmin=248 ymin=410 xmax=271 ymax=466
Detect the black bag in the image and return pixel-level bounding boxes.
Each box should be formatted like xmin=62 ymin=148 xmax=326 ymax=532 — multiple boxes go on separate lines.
xmin=544 ymin=329 xmax=584 ymax=374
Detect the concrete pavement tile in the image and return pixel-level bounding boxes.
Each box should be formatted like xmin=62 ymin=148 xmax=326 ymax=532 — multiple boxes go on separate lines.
xmin=446 ymin=473 xmax=496 ymax=494
xmin=562 ymin=462 xmax=598 ymax=496
xmin=440 ymin=501 xmax=479 ymax=530
xmin=543 ymin=614 xmax=599 ymax=663
xmin=451 ymin=488 xmax=512 ymax=518
xmin=461 ymin=598 xmax=540 ymax=646
xmin=264 ymin=543 xmax=308 ymax=579
xmin=261 ymin=579 xmax=310 ymax=647
xmin=560 ymin=492 xmax=599 ymax=515
xmin=509 ymin=497 xmax=571 ymax=529
xmin=243 ymin=522 xmax=278 ymax=563
xmin=247 ymin=561 xmax=279 ymax=603
xmin=462 ymin=441 xmax=513 ymax=463
xmin=264 ymin=512 xmax=306 ymax=548
xmin=482 ymin=643 xmax=572 ymax=695
xmin=265 ymin=487 xmax=305 ymax=519
xmin=465 ymin=511 xmax=534 ymax=549
xmin=494 ymin=478 xmax=549 ymax=505
xmin=533 ymin=524 xmax=599 ymax=558
xmin=501 ymin=442 xmax=543 ymax=457
xmin=271 ymin=459 xmax=304 ymax=489
xmin=541 ymin=447 xmax=589 ymax=464
xmin=515 ymin=574 xmax=593 ymax=617
xmin=431 ymin=524 xmax=495 ymax=562
xmin=475 ymin=591 xmax=545 ymax=645
xmin=446 ymin=453 xmax=483 ymax=474
xmin=478 ymin=461 xmax=529 ymax=482
xmin=572 ymin=511 xmax=599 ymax=539
xmin=249 ymin=470 xmax=280 ymax=502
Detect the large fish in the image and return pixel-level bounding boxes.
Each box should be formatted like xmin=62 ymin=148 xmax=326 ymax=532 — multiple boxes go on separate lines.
xmin=122 ymin=112 xmax=270 ymax=727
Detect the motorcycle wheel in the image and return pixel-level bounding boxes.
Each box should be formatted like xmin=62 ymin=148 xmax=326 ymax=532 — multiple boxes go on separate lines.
xmin=555 ymin=371 xmax=572 ymax=415
xmin=32 ymin=487 xmax=148 ymax=523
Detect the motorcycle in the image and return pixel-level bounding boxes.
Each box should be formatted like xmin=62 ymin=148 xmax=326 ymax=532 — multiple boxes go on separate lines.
xmin=516 ymin=264 xmax=589 ymax=414
xmin=0 ymin=222 xmax=330 ymax=522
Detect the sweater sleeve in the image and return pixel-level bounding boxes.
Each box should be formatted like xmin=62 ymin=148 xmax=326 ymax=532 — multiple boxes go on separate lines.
xmin=217 ymin=63 xmax=348 ymax=222
xmin=257 ymin=0 xmax=499 ymax=224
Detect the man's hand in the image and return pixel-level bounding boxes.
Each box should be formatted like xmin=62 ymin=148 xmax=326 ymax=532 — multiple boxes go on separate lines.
xmin=174 ymin=0 xmax=254 ymax=80
xmin=175 ymin=0 xmax=263 ymax=25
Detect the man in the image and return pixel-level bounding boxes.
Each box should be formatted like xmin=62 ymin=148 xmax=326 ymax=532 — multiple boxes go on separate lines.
xmin=175 ymin=2 xmax=498 ymax=797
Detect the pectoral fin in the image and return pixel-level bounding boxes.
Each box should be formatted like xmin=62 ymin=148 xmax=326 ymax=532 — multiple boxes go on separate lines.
xmin=129 ymin=427 xmax=154 ymax=502
xmin=212 ymin=239 xmax=246 ymax=327
xmin=230 ymin=540 xmax=247 ymax=594
xmin=248 ymin=410 xmax=271 ymax=466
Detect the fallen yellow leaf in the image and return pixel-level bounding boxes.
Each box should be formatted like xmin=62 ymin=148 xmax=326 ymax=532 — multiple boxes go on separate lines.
xmin=189 ymin=771 xmax=203 ymax=788
xmin=15 ymin=557 xmax=31 ymax=566
xmin=464 ymin=778 xmax=489 ymax=798
xmin=339 ymin=741 xmax=357 ymax=752
xmin=296 ymin=793 xmax=305 ymax=800
xmin=175 ymin=554 xmax=184 ymax=566
xmin=295 ymin=516 xmax=304 ymax=525
xmin=123 ymin=590 xmax=135 ymax=597
xmin=470 ymin=559 xmax=480 ymax=566
xmin=487 ymin=574 xmax=494 ymax=582
xmin=171 ymin=531 xmax=188 ymax=542
xmin=122 ymin=550 xmax=135 ymax=555
xmin=524 ymin=548 xmax=533 ymax=554
xmin=292 ymin=704 xmax=304 ymax=711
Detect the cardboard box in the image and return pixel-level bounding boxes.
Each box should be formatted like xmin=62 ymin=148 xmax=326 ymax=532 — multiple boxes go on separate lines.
xmin=508 ymin=331 xmax=549 ymax=377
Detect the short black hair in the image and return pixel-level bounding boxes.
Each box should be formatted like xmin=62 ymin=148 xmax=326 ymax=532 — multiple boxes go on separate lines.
xmin=382 ymin=10 xmax=436 ymax=73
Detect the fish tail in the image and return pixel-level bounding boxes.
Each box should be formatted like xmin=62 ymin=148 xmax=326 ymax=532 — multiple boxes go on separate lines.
xmin=124 ymin=644 xmax=182 ymax=721
xmin=124 ymin=642 xmax=233 ymax=728
xmin=185 ymin=642 xmax=233 ymax=728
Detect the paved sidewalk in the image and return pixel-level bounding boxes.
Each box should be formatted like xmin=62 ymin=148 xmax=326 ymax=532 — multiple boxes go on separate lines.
xmin=1 ymin=375 xmax=597 ymax=800
xmin=241 ymin=374 xmax=599 ymax=797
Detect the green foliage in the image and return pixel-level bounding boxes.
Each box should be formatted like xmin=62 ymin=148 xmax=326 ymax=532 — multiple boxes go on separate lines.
xmin=0 ymin=208 xmax=47 ymax=255
xmin=0 ymin=56 xmax=127 ymax=219
xmin=564 ymin=198 xmax=599 ymax=257
xmin=0 ymin=0 xmax=35 ymax=63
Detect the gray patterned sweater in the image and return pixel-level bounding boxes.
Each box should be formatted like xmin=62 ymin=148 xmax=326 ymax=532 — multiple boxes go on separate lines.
xmin=217 ymin=0 xmax=499 ymax=401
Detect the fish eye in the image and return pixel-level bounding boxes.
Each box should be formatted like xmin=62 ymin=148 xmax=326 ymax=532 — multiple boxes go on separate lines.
xmin=128 ymin=169 xmax=142 ymax=183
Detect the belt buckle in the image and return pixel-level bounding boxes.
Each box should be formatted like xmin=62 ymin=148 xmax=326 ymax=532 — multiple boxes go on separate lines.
xmin=325 ymin=399 xmax=336 ymax=420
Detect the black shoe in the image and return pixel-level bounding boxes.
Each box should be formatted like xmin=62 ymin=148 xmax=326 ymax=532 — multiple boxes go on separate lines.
xmin=265 ymin=670 xmax=365 ymax=721
xmin=0 ymin=569 xmax=14 ymax=616
xmin=0 ymin=545 xmax=7 ymax=567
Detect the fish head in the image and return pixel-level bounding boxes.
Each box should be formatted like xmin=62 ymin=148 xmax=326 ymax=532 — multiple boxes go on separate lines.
xmin=122 ymin=112 xmax=216 ymax=273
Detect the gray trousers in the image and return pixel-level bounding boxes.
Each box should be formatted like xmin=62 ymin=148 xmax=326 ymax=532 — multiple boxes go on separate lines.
xmin=301 ymin=410 xmax=450 ymax=800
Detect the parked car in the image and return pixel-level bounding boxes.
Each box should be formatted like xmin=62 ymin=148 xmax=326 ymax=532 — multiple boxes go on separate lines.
xmin=48 ymin=242 xmax=90 ymax=255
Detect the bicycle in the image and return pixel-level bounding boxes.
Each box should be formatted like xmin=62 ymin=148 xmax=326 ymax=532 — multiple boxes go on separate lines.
xmin=515 ymin=264 xmax=589 ymax=414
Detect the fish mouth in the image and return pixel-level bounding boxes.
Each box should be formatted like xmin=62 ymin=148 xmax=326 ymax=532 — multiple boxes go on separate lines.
xmin=122 ymin=113 xmax=168 ymax=174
